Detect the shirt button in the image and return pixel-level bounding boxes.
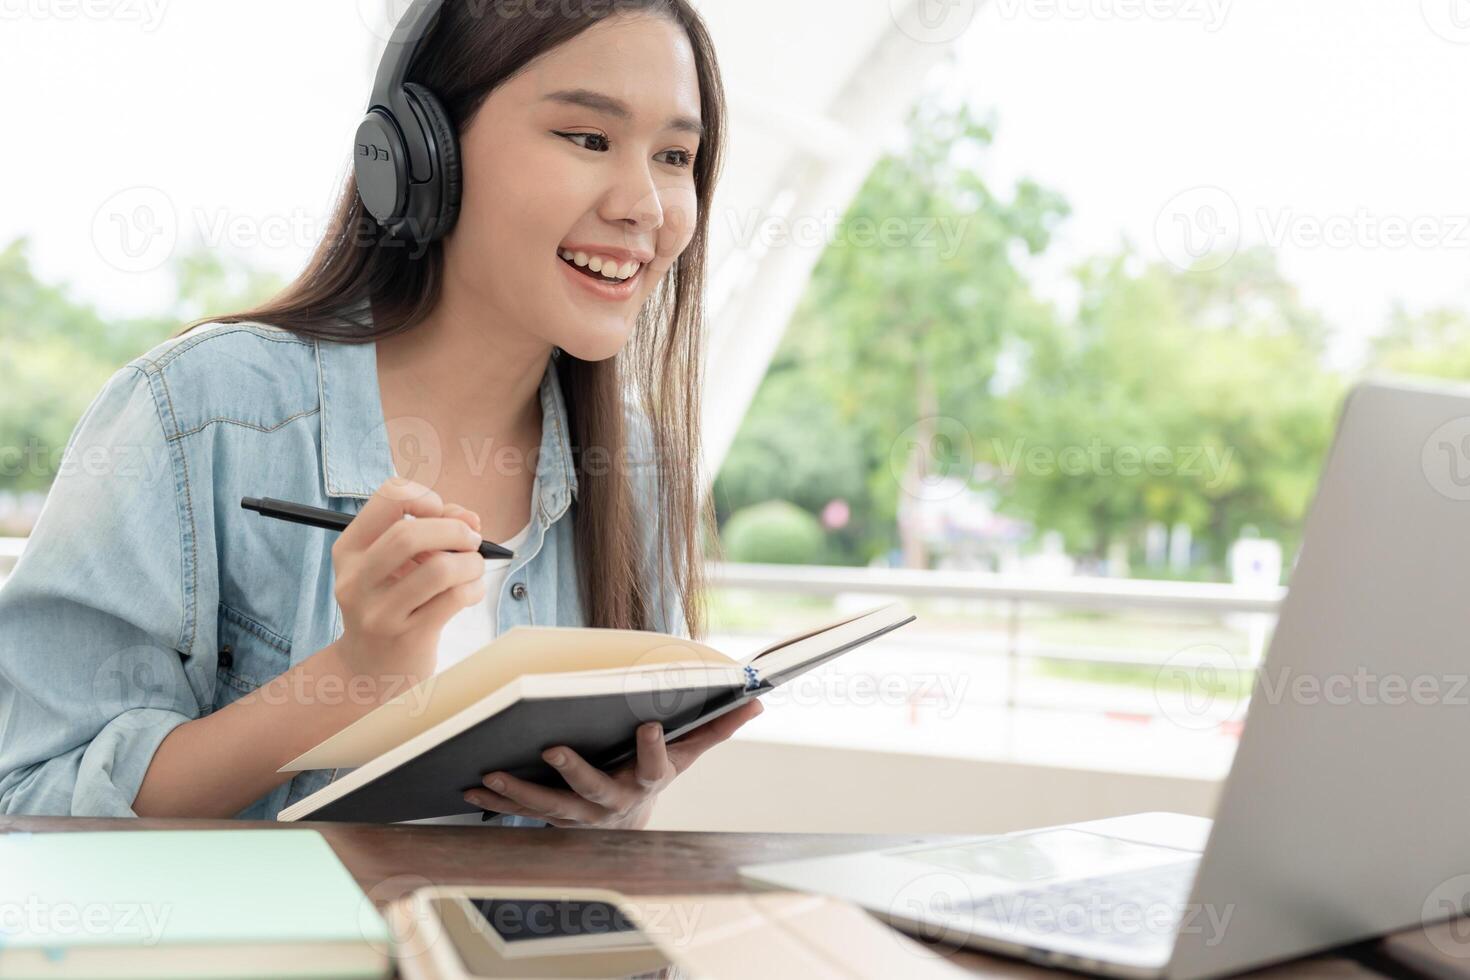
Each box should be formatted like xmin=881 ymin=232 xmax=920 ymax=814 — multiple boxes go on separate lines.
xmin=218 ymin=644 xmax=234 ymax=669
xmin=511 ymin=582 xmax=527 ymax=601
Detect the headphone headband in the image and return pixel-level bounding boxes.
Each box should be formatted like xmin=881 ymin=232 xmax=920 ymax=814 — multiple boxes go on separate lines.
xmin=354 ymin=0 xmax=462 ymax=244
xmin=370 ymin=0 xmax=445 ymax=184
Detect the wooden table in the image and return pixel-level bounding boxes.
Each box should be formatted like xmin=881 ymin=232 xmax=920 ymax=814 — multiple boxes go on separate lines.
xmin=0 ymin=817 xmax=1398 ymax=978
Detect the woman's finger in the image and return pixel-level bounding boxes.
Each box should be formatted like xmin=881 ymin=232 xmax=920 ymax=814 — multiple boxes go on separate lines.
xmin=359 ymin=517 xmax=482 ymax=590
xmin=542 ymin=745 xmax=630 ymax=810
xmin=443 ymin=503 xmax=481 ymax=534
xmin=483 ymin=771 xmax=603 ymax=824
xmin=462 ymin=789 xmax=540 ymax=819
xmin=338 ymin=477 xmax=442 ymax=554
xmin=463 ymin=789 xmax=585 ymax=829
xmin=632 ymin=722 xmax=672 ymax=791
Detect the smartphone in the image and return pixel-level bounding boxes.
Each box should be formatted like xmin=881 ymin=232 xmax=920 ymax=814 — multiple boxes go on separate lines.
xmin=389 ymin=885 xmax=674 ymax=980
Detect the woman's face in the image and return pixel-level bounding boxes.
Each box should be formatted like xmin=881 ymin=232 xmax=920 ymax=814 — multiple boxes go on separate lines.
xmin=448 ymin=12 xmax=704 ymax=362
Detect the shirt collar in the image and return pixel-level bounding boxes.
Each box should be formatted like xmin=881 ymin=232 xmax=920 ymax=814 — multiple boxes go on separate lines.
xmin=314 ymin=306 xmax=578 ymax=520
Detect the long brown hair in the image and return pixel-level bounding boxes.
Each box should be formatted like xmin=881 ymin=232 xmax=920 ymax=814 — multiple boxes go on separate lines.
xmin=171 ymin=0 xmax=725 ymax=639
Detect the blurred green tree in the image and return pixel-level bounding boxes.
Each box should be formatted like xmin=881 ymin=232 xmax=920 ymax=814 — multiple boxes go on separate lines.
xmin=717 ymin=98 xmax=1069 ymax=567
xmin=0 ymin=237 xmax=283 ymax=499
xmin=722 ymin=500 xmax=828 ymax=566
xmin=993 ymin=247 xmax=1342 ymax=566
xmin=1369 ymin=304 xmax=1470 ymax=379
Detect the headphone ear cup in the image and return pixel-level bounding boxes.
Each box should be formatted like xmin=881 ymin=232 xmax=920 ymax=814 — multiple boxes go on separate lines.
xmin=404 ymin=82 xmax=462 ymax=243
xmin=354 ymin=109 xmax=410 ymax=227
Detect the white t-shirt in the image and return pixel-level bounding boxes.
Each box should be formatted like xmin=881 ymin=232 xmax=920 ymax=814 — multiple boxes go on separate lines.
xmin=433 ymin=516 xmax=535 ymax=674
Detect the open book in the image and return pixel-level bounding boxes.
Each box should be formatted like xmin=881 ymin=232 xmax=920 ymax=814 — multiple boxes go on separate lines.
xmin=277 ymin=601 xmax=917 ymax=823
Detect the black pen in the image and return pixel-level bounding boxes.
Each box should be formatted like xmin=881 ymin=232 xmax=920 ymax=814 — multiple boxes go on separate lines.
xmin=240 ymin=496 xmax=515 ymax=560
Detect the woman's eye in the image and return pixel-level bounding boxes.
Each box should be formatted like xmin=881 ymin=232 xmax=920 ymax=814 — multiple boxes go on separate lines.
xmin=557 ymin=131 xmax=610 ymax=153
xmin=662 ymin=149 xmax=695 ymax=169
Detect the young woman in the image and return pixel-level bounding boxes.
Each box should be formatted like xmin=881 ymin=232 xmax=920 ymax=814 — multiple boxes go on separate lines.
xmin=0 ymin=0 xmax=760 ymax=827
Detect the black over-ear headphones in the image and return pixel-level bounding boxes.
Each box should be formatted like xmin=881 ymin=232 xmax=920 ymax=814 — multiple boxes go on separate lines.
xmin=354 ymin=0 xmax=462 ymax=244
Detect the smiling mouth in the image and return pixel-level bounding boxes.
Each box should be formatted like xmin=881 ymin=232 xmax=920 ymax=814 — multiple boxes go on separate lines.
xmin=557 ymin=249 xmax=641 ymax=285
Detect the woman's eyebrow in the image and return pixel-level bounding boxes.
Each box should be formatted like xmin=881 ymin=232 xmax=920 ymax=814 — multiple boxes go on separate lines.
xmin=540 ymin=88 xmax=704 ymax=138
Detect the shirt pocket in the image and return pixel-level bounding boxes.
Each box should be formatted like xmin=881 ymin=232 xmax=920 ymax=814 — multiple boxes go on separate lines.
xmin=211 ymin=601 xmax=292 ymax=713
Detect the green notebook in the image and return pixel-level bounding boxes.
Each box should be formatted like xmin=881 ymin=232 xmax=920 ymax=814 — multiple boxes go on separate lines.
xmin=0 ymin=829 xmax=391 ymax=979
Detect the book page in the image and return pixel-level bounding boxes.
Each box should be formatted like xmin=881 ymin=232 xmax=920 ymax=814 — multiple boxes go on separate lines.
xmin=747 ymin=602 xmax=915 ymax=683
xmin=744 ymin=602 xmax=903 ymax=664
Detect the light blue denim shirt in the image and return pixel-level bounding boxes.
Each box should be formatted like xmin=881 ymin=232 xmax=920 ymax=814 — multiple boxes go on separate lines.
xmin=0 ymin=308 xmax=685 ymax=821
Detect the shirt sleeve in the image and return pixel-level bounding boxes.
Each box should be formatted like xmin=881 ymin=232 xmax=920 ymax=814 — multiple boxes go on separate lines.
xmin=0 ymin=364 xmax=201 ymax=816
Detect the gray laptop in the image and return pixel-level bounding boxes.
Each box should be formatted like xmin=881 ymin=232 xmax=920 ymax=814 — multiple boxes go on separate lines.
xmin=741 ymin=378 xmax=1470 ymax=979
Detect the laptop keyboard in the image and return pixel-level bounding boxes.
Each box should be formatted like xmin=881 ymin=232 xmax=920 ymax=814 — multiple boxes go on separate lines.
xmin=960 ymin=861 xmax=1199 ymax=948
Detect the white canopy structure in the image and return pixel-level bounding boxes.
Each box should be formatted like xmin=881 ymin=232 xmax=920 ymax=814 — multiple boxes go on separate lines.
xmin=691 ymin=0 xmax=963 ymax=474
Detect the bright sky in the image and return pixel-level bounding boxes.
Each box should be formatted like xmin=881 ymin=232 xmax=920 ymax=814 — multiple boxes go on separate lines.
xmin=955 ymin=0 xmax=1470 ymax=366
xmin=3 ymin=1 xmax=1467 ymax=369
xmin=0 ymin=1 xmax=380 ymax=315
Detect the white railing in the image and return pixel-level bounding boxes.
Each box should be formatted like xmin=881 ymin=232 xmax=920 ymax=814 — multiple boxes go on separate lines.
xmin=703 ymin=560 xmax=1284 ymax=727
xmin=706 ymin=561 xmax=1284 ymax=614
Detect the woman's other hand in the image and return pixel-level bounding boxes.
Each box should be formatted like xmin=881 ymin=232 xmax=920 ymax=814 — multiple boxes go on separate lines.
xmin=464 ymin=699 xmax=764 ymax=829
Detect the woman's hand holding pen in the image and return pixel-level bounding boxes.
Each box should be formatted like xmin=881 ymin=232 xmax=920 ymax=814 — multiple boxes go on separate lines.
xmin=329 ymin=476 xmax=486 ymax=691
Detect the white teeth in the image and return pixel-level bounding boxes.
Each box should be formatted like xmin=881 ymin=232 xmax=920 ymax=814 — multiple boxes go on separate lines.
xmin=558 ymin=248 xmax=642 ymax=281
